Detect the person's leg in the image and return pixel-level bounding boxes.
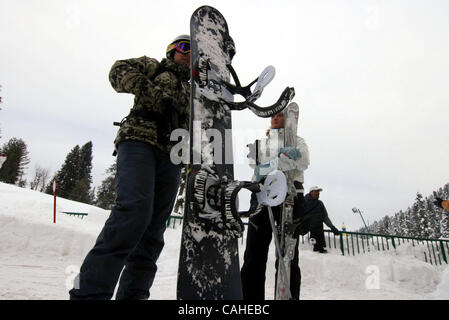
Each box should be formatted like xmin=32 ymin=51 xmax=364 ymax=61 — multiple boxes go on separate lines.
xmin=241 ymin=208 xmax=273 ymax=300
xmin=290 ymin=240 xmax=301 ymax=299
xmin=69 ymin=141 xmax=157 ymax=299
xmin=115 ymin=148 xmax=181 ymax=300
xmin=311 ymin=229 xmax=323 ymax=252
xmin=290 ymin=193 xmax=303 ymax=299
xmin=317 ymin=228 xmax=326 ymax=252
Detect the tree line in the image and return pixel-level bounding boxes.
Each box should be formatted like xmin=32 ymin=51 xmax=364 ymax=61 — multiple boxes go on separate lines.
xmin=0 ymin=84 xmax=116 ymax=209
xmin=0 ymin=137 xmax=117 ymax=210
xmin=357 ymin=183 xmax=449 ymax=239
xmin=2 ymin=134 xmax=448 ymax=237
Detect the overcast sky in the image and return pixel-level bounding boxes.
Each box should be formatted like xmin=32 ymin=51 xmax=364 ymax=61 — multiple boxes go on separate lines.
xmin=1 ymin=0 xmax=449 ymax=231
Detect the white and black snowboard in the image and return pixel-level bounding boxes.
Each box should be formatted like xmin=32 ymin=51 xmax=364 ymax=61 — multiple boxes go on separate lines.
xmin=176 ymin=5 xmax=294 ymax=300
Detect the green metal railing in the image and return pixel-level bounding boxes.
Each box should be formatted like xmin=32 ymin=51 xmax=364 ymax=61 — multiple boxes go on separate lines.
xmin=167 ymin=215 xmax=449 ymax=266
xmin=167 ymin=215 xmax=184 ymax=228
xmin=61 ymin=211 xmax=88 ymax=219
xmin=301 ymin=230 xmax=449 ymax=266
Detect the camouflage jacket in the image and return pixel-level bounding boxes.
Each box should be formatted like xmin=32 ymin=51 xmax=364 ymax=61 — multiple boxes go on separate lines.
xmin=109 ymin=56 xmax=190 ymax=154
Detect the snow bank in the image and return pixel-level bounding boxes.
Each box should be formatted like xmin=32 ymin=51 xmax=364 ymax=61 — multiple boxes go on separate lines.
xmin=0 ymin=182 xmax=447 ymax=300
xmin=428 ymin=266 xmax=449 ymax=299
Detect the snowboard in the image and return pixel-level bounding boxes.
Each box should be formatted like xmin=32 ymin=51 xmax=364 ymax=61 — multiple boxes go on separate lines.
xmin=274 ymin=102 xmax=299 ymax=300
xmin=177 ymin=5 xmax=295 ymax=300
xmin=176 ymin=5 xmax=242 ymax=300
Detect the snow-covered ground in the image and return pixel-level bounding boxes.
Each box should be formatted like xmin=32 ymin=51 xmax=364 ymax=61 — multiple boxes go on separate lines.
xmin=0 ymin=182 xmax=448 ymax=300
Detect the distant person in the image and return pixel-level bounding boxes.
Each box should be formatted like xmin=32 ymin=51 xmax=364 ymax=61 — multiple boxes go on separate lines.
xmin=434 ymin=197 xmax=449 ymax=211
xmin=304 ymin=186 xmax=339 ymax=253
xmin=341 ymin=222 xmax=347 ymax=236
xmin=69 ymin=35 xmax=191 ymax=300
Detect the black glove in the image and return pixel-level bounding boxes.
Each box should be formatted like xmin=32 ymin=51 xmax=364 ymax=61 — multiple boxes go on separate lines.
xmin=331 ymin=226 xmax=340 ymax=235
xmin=434 ymin=197 xmax=443 ymax=209
xmin=161 ymin=95 xmax=177 ymax=111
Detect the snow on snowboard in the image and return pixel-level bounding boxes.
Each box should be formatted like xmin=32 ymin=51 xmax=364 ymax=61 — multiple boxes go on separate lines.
xmin=177 ymin=5 xmax=295 ymax=300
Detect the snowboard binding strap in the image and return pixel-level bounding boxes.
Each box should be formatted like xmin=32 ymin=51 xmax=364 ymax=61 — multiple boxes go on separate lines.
xmin=186 ymin=166 xmax=265 ymax=237
xmin=220 ymin=64 xmax=295 ymax=118
xmin=224 ymin=181 xmax=263 ymax=219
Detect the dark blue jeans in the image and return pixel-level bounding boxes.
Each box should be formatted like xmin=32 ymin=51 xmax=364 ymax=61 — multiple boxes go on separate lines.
xmin=69 ymin=141 xmax=181 ymax=300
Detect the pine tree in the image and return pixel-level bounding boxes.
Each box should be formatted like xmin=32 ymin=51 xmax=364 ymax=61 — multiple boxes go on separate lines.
xmin=50 ymin=145 xmax=81 ymax=199
xmin=367 ymin=220 xmax=378 ymax=234
xmin=73 ymin=141 xmax=94 ymax=204
xmin=0 ymin=137 xmax=30 ymax=185
xmin=409 ymin=193 xmax=426 ymax=238
xmin=391 ymin=212 xmax=400 ymax=235
xmin=79 ymin=141 xmax=93 ymax=189
xmin=433 ymin=185 xmax=449 ymax=239
xmin=442 ymin=184 xmax=449 ymax=238
xmin=46 ymin=141 xmax=94 ymax=204
xmin=425 ymin=195 xmax=440 ymax=238
xmin=444 ymin=183 xmax=449 ymax=198
xmin=440 ymin=210 xmax=449 ymax=239
xmin=69 ymin=178 xmax=92 ymax=203
xmin=404 ymin=207 xmax=415 ymax=237
xmin=95 ymin=163 xmax=117 ymax=210
xmin=398 ymin=210 xmax=408 ymax=236
xmin=380 ymin=216 xmax=392 ymax=235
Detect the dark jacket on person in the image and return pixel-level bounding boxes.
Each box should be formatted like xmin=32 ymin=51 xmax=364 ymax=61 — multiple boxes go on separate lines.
xmin=303 ymin=194 xmax=336 ymax=232
xmin=109 ymin=56 xmax=190 ymax=154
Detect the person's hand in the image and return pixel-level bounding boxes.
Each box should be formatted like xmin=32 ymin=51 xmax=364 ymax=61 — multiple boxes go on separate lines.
xmin=331 ymin=226 xmax=340 ymax=235
xmin=254 ymin=162 xmax=271 ymax=181
xmin=279 ymin=147 xmax=301 ymax=160
xmin=161 ymin=95 xmax=176 ymax=111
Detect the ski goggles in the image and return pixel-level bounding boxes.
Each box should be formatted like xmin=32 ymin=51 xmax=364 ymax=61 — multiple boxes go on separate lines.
xmin=167 ymin=40 xmax=191 ymax=55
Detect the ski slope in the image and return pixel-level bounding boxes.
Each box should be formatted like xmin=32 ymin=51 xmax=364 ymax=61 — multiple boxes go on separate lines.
xmin=0 ymin=182 xmax=447 ymax=300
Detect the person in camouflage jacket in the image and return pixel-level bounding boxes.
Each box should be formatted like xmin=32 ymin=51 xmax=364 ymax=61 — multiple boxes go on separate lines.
xmin=109 ymin=54 xmax=190 ymax=154
xmin=69 ymin=35 xmax=191 ymax=300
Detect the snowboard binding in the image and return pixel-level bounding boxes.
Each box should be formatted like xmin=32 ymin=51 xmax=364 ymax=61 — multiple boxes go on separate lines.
xmin=186 ymin=166 xmax=291 ymax=238
xmin=221 ymin=64 xmax=295 ymax=118
xmin=193 ymin=56 xmax=295 ymax=118
xmin=186 ymin=166 xmax=248 ymax=237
